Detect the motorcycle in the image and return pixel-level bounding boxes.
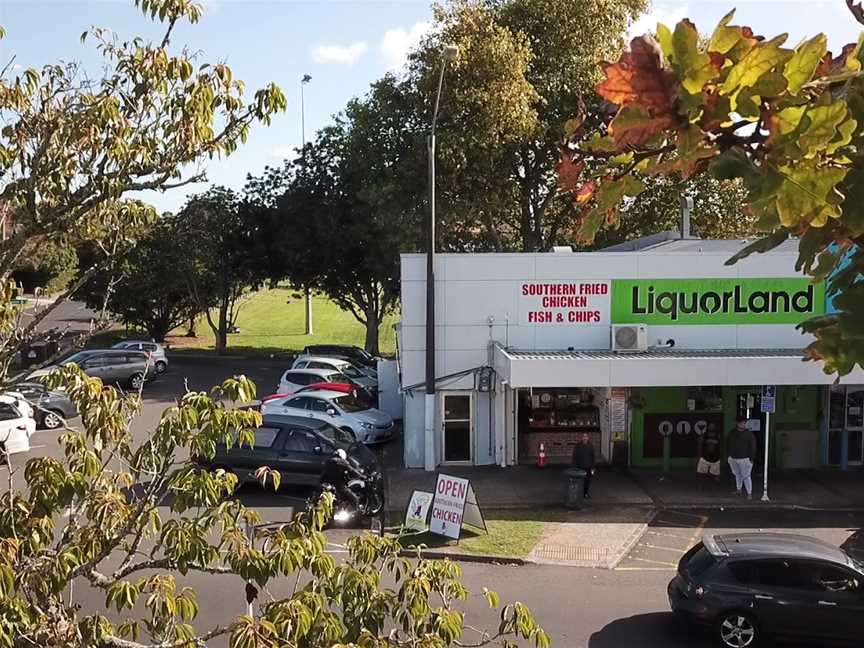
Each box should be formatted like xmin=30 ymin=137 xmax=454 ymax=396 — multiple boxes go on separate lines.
xmin=310 ymin=469 xmax=385 ymax=528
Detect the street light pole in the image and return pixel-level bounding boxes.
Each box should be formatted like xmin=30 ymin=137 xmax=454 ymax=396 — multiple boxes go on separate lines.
xmin=424 ymin=44 xmax=458 ymax=472
xmin=301 ymin=74 xmax=313 ymax=336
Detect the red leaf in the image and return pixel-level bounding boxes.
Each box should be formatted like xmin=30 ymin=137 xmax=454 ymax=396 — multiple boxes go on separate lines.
xmin=556 ymin=155 xmax=585 ymax=194
xmin=608 ymin=105 xmax=677 ymax=148
xmin=596 ymin=35 xmax=678 ymax=116
xmin=574 ymin=180 xmax=597 ymax=205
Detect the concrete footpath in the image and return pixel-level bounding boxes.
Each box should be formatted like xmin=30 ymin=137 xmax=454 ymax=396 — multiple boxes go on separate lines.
xmin=385 ymin=464 xmax=864 ymax=569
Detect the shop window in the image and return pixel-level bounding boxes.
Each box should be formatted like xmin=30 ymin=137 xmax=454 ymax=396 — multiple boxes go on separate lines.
xmin=685 ymin=386 xmax=723 ymax=412
xmin=518 ymin=388 xmax=600 ymax=461
xmin=830 ymin=387 xmax=847 ymax=430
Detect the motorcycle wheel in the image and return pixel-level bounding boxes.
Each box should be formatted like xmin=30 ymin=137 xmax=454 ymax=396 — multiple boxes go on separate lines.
xmin=363 ymin=490 xmax=384 ymax=516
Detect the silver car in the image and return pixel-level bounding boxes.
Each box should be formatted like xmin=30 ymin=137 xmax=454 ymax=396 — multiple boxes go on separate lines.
xmin=260 ymin=389 xmax=394 ymax=444
xmin=112 ymin=340 xmax=168 ymax=374
xmin=29 ymin=349 xmax=157 ymax=390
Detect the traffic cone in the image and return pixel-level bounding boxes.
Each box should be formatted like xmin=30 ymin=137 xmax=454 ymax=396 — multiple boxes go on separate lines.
xmin=537 ymin=443 xmax=547 ymax=468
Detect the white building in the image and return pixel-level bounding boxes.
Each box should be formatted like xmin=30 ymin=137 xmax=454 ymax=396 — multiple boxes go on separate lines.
xmin=398 ymin=234 xmax=864 ymax=472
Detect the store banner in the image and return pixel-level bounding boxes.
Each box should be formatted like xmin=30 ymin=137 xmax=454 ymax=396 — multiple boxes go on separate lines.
xmin=611 ymin=278 xmax=824 ymax=325
xmin=518 ymin=280 xmax=611 ymax=325
xmin=643 ymin=412 xmax=724 ymax=459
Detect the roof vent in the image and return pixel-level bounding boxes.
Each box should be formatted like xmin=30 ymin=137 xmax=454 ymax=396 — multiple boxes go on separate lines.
xmin=550 ymin=246 xmax=573 ymax=253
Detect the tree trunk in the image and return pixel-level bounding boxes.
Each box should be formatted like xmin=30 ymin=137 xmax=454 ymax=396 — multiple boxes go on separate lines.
xmin=215 ymin=300 xmax=229 ymax=355
xmin=147 ymin=318 xmax=171 ymax=342
xmin=186 ymin=316 xmax=197 ymax=337
xmin=363 ymin=302 xmax=380 ymax=356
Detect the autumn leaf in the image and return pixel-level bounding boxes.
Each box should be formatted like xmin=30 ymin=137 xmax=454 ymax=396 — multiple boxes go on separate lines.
xmin=775 ymin=161 xmax=847 ymax=227
xmin=596 ymin=35 xmax=678 ymax=115
xmin=574 ymin=180 xmax=597 ymax=205
xmin=670 ymin=19 xmax=721 ymax=94
xmin=722 ymin=38 xmax=793 ymax=95
xmin=766 ymin=105 xmax=807 ymax=144
xmin=798 ymin=101 xmax=849 ymax=156
xmin=784 ymin=34 xmax=827 ymax=94
xmin=608 ymin=104 xmax=677 ymax=148
xmin=556 ymin=155 xmax=585 ymax=194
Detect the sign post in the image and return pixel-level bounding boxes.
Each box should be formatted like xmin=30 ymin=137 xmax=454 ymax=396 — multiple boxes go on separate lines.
xmin=760 ymin=386 xmax=776 ymax=502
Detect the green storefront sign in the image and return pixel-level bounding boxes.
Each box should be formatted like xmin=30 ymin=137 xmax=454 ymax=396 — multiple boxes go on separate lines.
xmin=611 ymin=278 xmax=824 ymax=325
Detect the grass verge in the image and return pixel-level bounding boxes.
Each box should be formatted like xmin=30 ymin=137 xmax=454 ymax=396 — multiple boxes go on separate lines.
xmin=397 ymin=509 xmax=559 ymax=559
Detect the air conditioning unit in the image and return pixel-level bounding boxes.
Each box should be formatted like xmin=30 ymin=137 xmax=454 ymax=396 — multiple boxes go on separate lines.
xmin=612 ymin=324 xmax=648 ymax=353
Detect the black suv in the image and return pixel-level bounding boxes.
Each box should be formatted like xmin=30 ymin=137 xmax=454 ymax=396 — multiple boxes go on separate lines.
xmin=669 ymin=533 xmax=864 ymax=647
xmin=196 ymin=414 xmax=380 ymax=488
xmin=303 ymin=345 xmax=378 ymax=370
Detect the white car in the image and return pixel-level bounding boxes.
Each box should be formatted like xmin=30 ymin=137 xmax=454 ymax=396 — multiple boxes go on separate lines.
xmin=0 ymin=394 xmax=36 ymax=457
xmin=112 ymin=340 xmax=168 ymax=374
xmin=260 ymin=389 xmax=394 ymax=444
xmin=276 ymin=368 xmax=349 ymax=395
xmin=290 ymin=356 xmax=377 ymax=392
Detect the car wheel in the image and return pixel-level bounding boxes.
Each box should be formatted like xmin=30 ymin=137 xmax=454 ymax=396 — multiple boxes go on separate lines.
xmin=340 ymin=426 xmax=357 ymax=441
xmin=41 ymin=410 xmax=64 ymax=430
xmin=715 ymin=612 xmax=759 ymax=648
xmin=128 ymin=372 xmax=145 ymax=390
xmin=155 ymin=360 xmax=167 ymax=374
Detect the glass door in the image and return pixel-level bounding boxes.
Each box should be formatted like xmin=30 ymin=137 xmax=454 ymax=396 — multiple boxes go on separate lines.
xmin=442 ymin=393 xmax=472 ymax=464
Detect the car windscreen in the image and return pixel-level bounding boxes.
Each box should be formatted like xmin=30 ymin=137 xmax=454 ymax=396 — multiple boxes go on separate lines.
xmin=61 ymin=352 xmax=95 ymax=365
xmin=340 ymin=365 xmax=364 ymax=379
xmin=333 ymin=394 xmax=369 ymax=413
xmin=681 ymin=543 xmax=716 ymax=578
xmin=315 ymin=423 xmax=355 ymax=449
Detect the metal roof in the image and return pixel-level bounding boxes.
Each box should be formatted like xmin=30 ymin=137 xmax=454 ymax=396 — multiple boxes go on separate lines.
xmin=501 ymin=348 xmax=806 ymax=361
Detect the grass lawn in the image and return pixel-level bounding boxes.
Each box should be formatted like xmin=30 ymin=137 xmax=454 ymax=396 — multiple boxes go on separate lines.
xmin=398 ymin=509 xmax=559 ymax=559
xmin=166 ymin=287 xmax=398 ymax=356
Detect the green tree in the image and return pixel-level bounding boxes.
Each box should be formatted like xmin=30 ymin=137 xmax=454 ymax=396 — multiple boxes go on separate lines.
xmin=77 ymin=215 xmax=198 ymax=341
xmin=248 ymin=78 xmax=419 ymax=355
xmin=11 ymin=237 xmax=78 ymax=294
xmin=0 ymin=0 xmax=285 ymax=367
xmin=593 ymin=174 xmax=754 ymax=248
xmin=559 ymin=7 xmax=864 ymax=374
xmin=409 ymin=0 xmax=646 ymax=251
xmin=175 ymin=188 xmax=263 ymax=355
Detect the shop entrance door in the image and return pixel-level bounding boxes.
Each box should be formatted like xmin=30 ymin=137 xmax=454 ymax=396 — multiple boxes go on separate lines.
xmin=828 ymin=386 xmax=864 ymax=465
xmin=442 ymin=393 xmax=472 ymax=464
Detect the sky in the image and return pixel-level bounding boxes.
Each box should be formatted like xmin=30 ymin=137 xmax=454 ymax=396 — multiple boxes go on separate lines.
xmin=0 ymin=0 xmax=860 ymax=214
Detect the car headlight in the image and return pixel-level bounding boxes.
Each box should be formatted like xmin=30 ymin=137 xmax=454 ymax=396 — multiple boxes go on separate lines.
xmin=360 ymin=422 xmax=373 ymax=429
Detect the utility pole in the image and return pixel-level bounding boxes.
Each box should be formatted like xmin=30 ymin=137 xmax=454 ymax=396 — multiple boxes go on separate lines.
xmin=301 ymin=74 xmax=313 ymax=335
xmin=424 ymin=45 xmax=459 ymax=472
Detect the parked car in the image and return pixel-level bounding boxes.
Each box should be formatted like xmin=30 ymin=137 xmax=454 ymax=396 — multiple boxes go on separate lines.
xmin=28 ymin=349 xmax=157 ymax=390
xmin=260 ymin=389 xmax=394 ymax=444
xmin=9 ymin=382 xmax=77 ymax=430
xmin=112 ymin=340 xmax=168 ymax=374
xmin=668 ymin=532 xmax=864 ymax=647
xmin=276 ymin=368 xmax=355 ymax=395
xmin=195 ymin=414 xmax=379 ymax=487
xmin=0 ymin=394 xmax=36 ymax=457
xmin=290 ymin=356 xmax=378 ymax=393
xmin=303 ymin=344 xmax=378 ymax=370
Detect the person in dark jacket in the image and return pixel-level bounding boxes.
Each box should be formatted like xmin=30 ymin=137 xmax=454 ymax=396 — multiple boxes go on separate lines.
xmin=321 ymin=449 xmax=365 ymax=507
xmin=726 ymin=416 xmax=757 ymax=500
xmin=572 ymin=433 xmax=596 ymax=499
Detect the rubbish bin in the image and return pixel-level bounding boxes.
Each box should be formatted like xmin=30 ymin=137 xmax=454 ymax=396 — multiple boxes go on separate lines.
xmin=20 ymin=340 xmax=58 ymax=368
xmin=563 ymin=468 xmax=587 ymax=509
xmin=612 ymin=440 xmax=629 ymax=471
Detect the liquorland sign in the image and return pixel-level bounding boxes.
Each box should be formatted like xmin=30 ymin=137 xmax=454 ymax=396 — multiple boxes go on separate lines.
xmin=611 ymin=278 xmax=825 ymax=325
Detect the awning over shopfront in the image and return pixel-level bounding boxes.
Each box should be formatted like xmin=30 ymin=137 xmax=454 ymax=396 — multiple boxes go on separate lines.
xmin=493 ymin=346 xmax=864 ymax=388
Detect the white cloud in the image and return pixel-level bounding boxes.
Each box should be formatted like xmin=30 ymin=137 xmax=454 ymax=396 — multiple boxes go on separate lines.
xmin=629 ymin=4 xmax=689 ymax=40
xmin=311 ymin=42 xmax=368 ymax=66
xmin=380 ymin=21 xmax=432 ymax=69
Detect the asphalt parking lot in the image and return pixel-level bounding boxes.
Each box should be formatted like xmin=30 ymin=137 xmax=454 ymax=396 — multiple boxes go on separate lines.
xmin=619 ymin=507 xmax=864 ymax=572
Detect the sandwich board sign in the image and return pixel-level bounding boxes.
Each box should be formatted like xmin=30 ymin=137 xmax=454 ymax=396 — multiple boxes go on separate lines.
xmin=429 ymin=473 xmax=487 ymax=540
xmin=404 ymin=490 xmax=434 ymax=532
